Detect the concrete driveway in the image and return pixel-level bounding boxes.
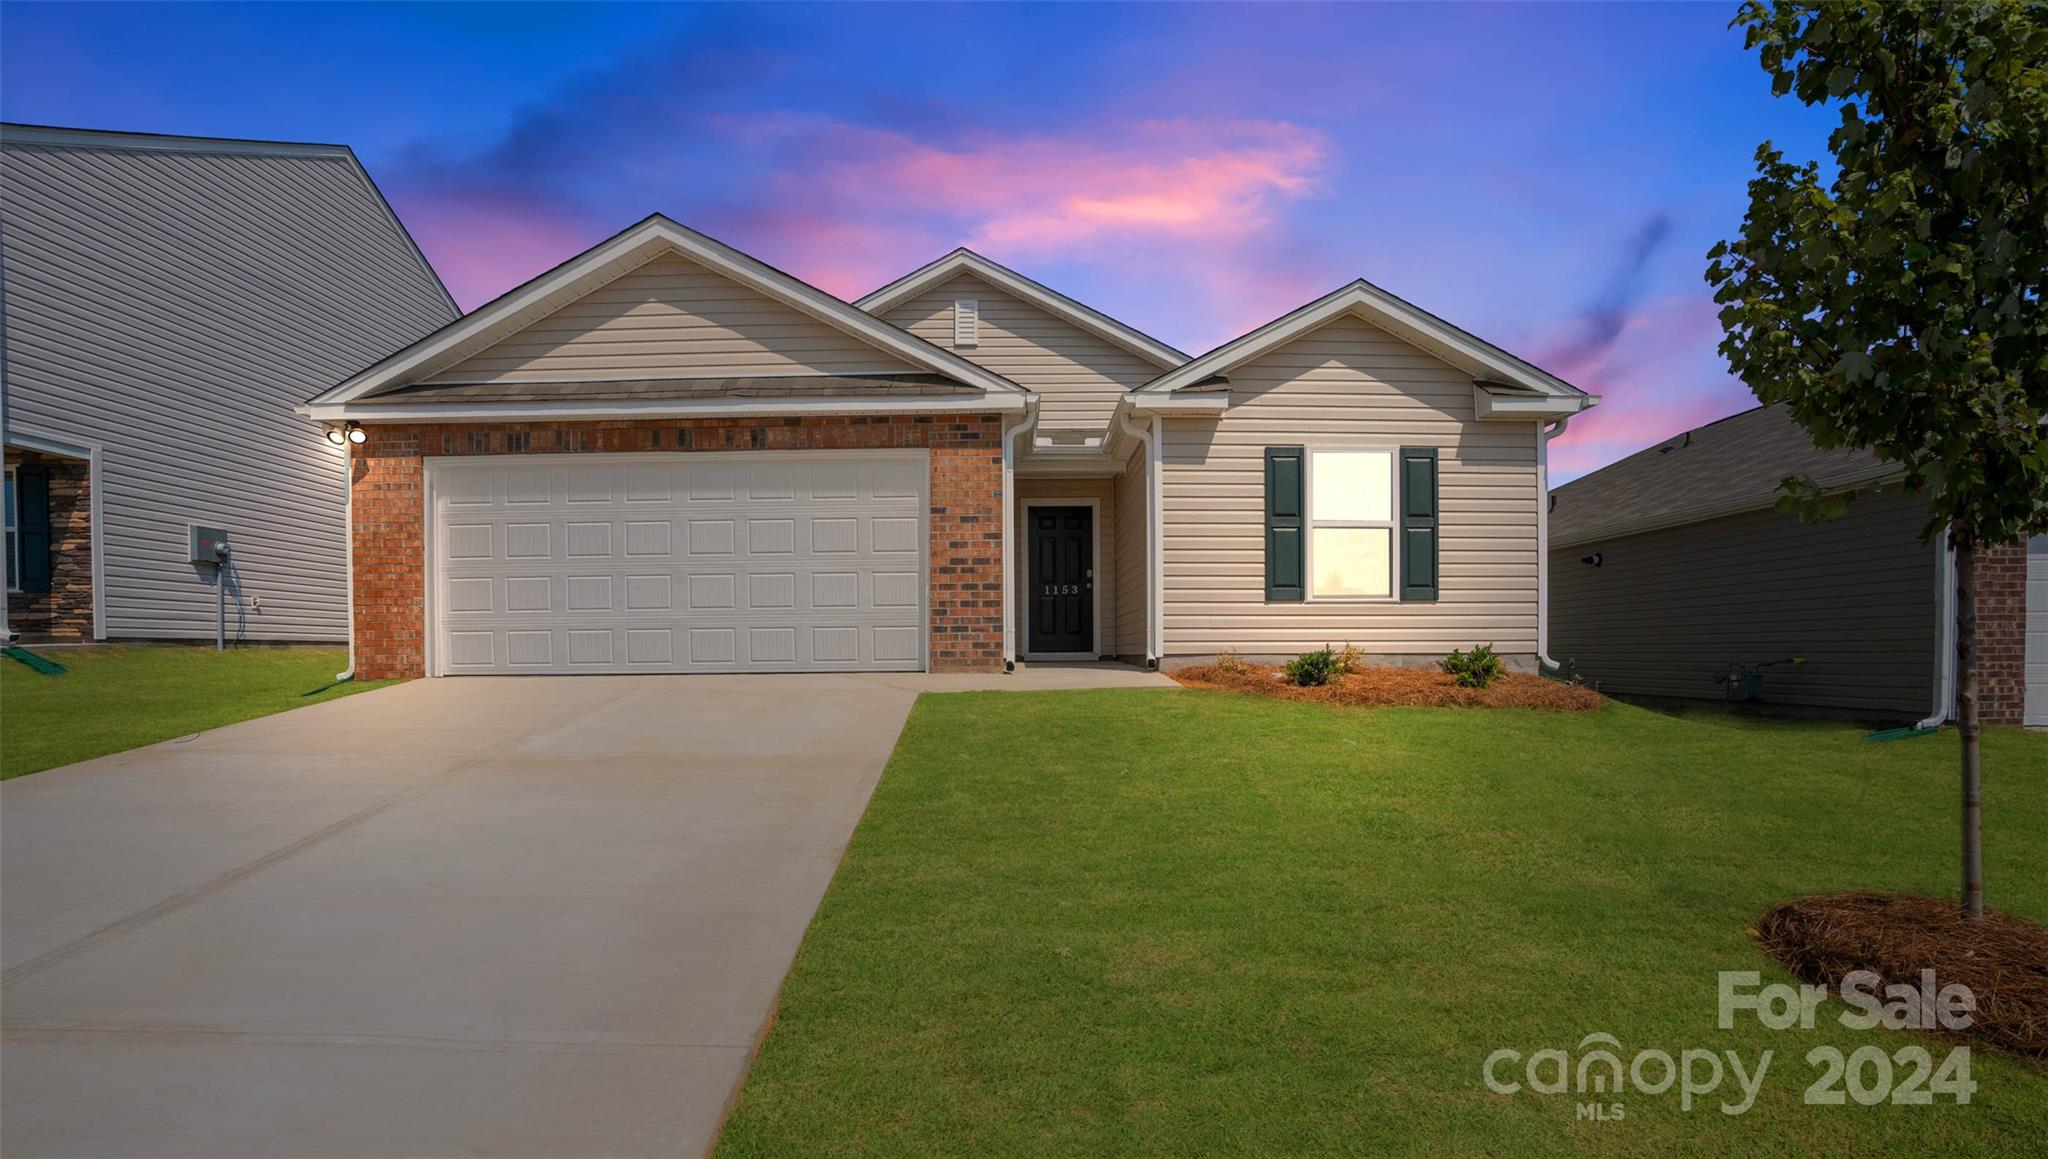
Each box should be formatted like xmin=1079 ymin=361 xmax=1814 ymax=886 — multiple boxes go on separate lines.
xmin=2 ymin=673 xmax=932 ymax=1158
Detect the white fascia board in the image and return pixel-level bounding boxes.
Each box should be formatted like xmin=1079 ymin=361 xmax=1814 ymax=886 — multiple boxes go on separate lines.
xmin=313 ymin=216 xmax=1027 ymax=406
xmin=1548 ymin=461 xmax=1905 ymax=550
xmin=1137 ymin=280 xmax=1589 ymax=400
xmin=856 ymin=249 xmax=1189 ymax=369
xmin=300 ymin=393 xmax=1027 ymax=424
xmin=1474 ymin=386 xmax=1600 ymax=420
xmin=1125 ymin=393 xmax=1228 ymax=415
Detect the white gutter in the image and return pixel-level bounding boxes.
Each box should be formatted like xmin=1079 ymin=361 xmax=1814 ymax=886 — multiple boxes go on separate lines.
xmin=1538 ymin=416 xmax=1572 ymax=670
xmin=1916 ymin=528 xmax=1957 ymax=729
xmin=1001 ymin=400 xmax=1040 ymax=671
xmin=1113 ymin=407 xmax=1163 ymax=666
xmin=335 ymin=440 xmax=356 ymax=682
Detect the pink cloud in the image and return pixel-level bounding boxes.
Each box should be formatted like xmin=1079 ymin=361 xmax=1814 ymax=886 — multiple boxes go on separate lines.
xmin=1542 ymin=294 xmax=1756 ymax=481
xmin=394 ymin=193 xmax=596 ymax=312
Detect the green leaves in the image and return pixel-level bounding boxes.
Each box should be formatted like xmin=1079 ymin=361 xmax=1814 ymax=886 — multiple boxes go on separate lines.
xmin=1708 ymin=0 xmax=2048 ymax=547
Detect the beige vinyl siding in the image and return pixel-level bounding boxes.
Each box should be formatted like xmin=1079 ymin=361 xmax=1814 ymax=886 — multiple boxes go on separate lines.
xmin=1549 ymin=486 xmax=1938 ymax=717
xmin=880 ymin=273 xmax=1160 ymax=436
xmin=1017 ymin=477 xmax=1117 ymax=653
xmin=1 ymin=137 xmax=455 ymax=641
xmin=1112 ymin=443 xmax=1150 ymax=660
xmin=1158 ymin=313 xmax=1540 ymax=658
xmin=428 ymin=253 xmax=917 ymax=384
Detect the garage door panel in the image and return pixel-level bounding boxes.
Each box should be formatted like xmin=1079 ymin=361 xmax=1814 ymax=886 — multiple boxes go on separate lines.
xmin=430 ymin=455 xmax=926 ymax=674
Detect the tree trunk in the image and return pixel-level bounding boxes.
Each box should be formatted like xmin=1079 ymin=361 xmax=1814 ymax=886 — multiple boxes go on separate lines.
xmin=1956 ymin=532 xmax=1983 ymax=920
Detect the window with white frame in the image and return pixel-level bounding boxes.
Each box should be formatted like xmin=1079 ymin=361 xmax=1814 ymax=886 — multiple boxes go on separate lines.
xmin=4 ymin=466 xmax=17 ymax=592
xmin=1307 ymin=449 xmax=1396 ymax=598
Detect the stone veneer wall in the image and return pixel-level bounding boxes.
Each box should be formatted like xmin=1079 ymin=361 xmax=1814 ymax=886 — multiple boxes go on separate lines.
xmin=4 ymin=448 xmax=93 ymax=640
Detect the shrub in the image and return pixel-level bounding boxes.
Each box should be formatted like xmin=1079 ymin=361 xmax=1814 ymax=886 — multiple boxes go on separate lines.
xmin=1212 ymin=650 xmax=1252 ymax=676
xmin=1285 ymin=647 xmax=1342 ymax=687
xmin=1440 ymin=644 xmax=1505 ymax=689
xmin=1332 ymin=644 xmax=1363 ymax=676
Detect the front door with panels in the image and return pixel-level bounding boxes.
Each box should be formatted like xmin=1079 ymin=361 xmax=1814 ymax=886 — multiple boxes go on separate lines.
xmin=430 ymin=453 xmax=927 ymax=674
xmin=1027 ymin=506 xmax=1093 ymax=654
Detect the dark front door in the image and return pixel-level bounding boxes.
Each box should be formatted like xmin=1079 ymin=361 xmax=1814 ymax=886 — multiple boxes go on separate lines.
xmin=1028 ymin=506 xmax=1094 ymax=654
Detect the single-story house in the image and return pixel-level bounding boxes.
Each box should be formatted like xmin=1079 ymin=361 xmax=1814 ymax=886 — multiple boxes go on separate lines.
xmin=0 ymin=124 xmax=457 ymax=643
xmin=302 ymin=214 xmax=1595 ymax=678
xmin=1549 ymin=403 xmax=2043 ymax=726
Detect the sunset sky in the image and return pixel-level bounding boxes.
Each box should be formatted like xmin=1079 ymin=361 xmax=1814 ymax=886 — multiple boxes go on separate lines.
xmin=1 ymin=1 xmax=1836 ymax=479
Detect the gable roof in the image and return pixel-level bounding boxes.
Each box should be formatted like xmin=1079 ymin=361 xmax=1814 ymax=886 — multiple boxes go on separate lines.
xmin=310 ymin=215 xmax=1028 ymax=406
xmin=1549 ymin=404 xmax=1905 ymax=548
xmin=856 ymin=248 xmax=1189 ymax=370
xmin=1135 ymin=278 xmax=1592 ymax=402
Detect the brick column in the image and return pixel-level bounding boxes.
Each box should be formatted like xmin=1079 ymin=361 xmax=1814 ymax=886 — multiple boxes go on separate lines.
xmin=1977 ymin=541 xmax=2027 ymax=726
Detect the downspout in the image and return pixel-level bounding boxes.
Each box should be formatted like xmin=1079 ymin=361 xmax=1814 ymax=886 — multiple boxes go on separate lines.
xmin=1113 ymin=406 xmax=1162 ymax=668
xmin=334 ymin=439 xmax=356 ymax=682
xmin=1916 ymin=528 xmax=1957 ymax=729
xmin=1000 ymin=400 xmax=1039 ymax=672
xmin=1537 ymin=416 xmax=1571 ymax=671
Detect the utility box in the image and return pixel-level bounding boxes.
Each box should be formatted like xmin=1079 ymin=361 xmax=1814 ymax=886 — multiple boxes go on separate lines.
xmin=189 ymin=525 xmax=230 ymax=565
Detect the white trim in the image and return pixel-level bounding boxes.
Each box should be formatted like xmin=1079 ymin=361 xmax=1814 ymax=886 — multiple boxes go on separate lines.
xmin=5 ymin=428 xmax=107 ymax=640
xmin=1537 ymin=417 xmax=1568 ymax=669
xmin=857 ymin=248 xmax=1189 ymax=368
xmin=1137 ymin=279 xmax=1592 ymax=401
xmin=1150 ymin=416 xmax=1163 ymax=662
xmin=1475 ymin=383 xmax=1596 ymax=421
xmin=1023 ymin=498 xmax=1103 ymax=657
xmin=1001 ymin=403 xmax=1040 ymax=668
xmin=1302 ymin=446 xmax=1401 ymax=603
xmin=420 ymin=448 xmax=933 ymax=678
xmin=304 ymin=392 xmax=1026 ymax=424
xmin=314 ymin=216 xmax=1027 ymax=407
xmin=1124 ymin=393 xmax=1228 ymax=415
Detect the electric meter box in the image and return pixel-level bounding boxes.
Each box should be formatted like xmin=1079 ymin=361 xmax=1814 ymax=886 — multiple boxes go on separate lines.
xmin=189 ymin=525 xmax=230 ymax=565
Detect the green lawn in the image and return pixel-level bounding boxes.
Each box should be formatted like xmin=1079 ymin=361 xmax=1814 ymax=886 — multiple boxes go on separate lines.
xmin=721 ymin=690 xmax=2048 ymax=1156
xmin=0 ymin=645 xmax=394 ymax=779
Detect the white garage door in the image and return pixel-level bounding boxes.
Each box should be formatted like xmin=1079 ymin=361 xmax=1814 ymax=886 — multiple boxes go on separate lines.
xmin=2028 ymin=534 xmax=2046 ymax=726
xmin=428 ymin=452 xmax=927 ymax=675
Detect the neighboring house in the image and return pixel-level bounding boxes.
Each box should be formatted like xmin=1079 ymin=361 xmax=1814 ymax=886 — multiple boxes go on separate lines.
xmin=1549 ymin=404 xmax=2042 ymax=726
xmin=0 ymin=124 xmax=457 ymax=643
xmin=302 ymin=214 xmax=1594 ymax=680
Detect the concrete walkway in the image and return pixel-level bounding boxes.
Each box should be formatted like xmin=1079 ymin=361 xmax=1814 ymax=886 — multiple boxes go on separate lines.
xmin=1 ymin=664 xmax=1171 ymax=1158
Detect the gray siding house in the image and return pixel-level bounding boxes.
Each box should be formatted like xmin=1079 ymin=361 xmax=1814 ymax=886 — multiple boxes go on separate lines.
xmin=1 ymin=124 xmax=457 ymax=643
xmin=1550 ymin=404 xmax=2040 ymax=726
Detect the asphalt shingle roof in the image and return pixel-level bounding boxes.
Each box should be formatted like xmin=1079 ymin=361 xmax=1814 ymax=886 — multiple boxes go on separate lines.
xmin=1549 ymin=404 xmax=1900 ymax=547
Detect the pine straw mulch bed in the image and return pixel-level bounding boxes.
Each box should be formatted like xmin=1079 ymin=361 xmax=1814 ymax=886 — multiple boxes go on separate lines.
xmin=1756 ymin=892 xmax=2048 ymax=1061
xmin=1170 ymin=662 xmax=1605 ymax=713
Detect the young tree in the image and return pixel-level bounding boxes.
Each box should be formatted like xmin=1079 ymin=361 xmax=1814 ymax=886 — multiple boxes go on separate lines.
xmin=1707 ymin=1 xmax=2047 ymax=918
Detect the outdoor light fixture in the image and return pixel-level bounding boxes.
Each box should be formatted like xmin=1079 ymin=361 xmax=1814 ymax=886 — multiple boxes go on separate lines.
xmin=326 ymin=421 xmax=367 ymax=446
xmin=1581 ymin=552 xmax=1604 ymax=567
xmin=325 ymin=426 xmax=345 ymax=446
xmin=346 ymin=422 xmax=366 ymax=444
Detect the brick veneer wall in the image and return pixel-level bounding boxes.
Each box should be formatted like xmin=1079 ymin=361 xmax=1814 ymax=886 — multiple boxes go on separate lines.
xmin=1977 ymin=541 xmax=2027 ymax=726
xmin=4 ymin=448 xmax=93 ymax=640
xmin=348 ymin=414 xmax=1006 ymax=679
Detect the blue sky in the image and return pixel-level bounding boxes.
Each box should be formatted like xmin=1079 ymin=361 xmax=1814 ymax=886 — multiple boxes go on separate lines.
xmin=1 ymin=1 xmax=1835 ymax=478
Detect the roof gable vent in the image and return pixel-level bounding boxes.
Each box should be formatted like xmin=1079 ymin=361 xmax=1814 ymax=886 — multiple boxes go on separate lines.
xmin=952 ymin=299 xmax=979 ymax=348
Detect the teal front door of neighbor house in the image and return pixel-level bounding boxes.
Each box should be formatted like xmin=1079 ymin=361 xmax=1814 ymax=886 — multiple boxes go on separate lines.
xmin=1028 ymin=506 xmax=1093 ymax=654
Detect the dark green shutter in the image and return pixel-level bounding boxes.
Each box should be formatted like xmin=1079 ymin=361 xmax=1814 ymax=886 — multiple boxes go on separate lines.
xmin=1398 ymin=447 xmax=1438 ymax=602
xmin=17 ymin=465 xmax=52 ymax=593
xmin=1264 ymin=446 xmax=1304 ymax=602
